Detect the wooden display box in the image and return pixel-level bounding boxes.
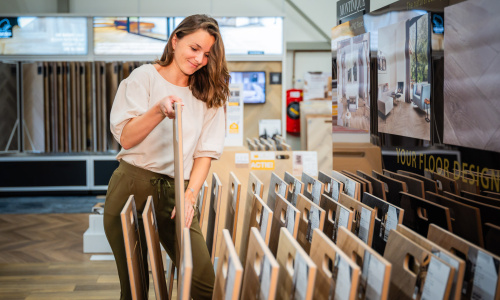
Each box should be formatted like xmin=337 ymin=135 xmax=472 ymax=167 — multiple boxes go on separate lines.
xmin=333 ymin=142 xmax=382 ymax=174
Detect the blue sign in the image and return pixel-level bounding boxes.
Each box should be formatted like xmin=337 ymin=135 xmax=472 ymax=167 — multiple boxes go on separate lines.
xmin=0 ymin=18 xmax=17 ymax=38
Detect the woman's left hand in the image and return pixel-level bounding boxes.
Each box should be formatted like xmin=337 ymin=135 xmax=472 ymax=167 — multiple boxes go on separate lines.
xmin=171 ymin=188 xmax=196 ymax=228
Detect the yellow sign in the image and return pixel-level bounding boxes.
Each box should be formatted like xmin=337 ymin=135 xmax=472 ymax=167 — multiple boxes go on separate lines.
xmin=250 ymin=160 xmax=275 ymax=170
xmin=332 ymin=104 xmax=338 ymax=116
xmin=229 ymin=123 xmax=239 ymax=134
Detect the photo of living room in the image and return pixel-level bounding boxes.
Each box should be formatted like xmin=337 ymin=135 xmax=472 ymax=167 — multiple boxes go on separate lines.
xmin=377 ymin=14 xmax=431 ymax=141
xmin=335 ymin=32 xmax=370 ymax=133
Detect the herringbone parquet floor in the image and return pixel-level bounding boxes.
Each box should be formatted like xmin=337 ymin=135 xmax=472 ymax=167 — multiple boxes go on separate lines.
xmin=0 ymin=214 xmax=161 ymax=299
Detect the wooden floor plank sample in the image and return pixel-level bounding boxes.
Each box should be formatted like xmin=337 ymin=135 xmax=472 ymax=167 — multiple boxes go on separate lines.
xmin=443 ymin=191 xmax=500 ymax=228
xmin=284 ymin=171 xmax=304 ymax=206
xmin=319 ymin=193 xmax=353 ymax=243
xmin=427 ymin=224 xmax=500 ymax=300
xmin=43 ymin=62 xmax=50 ymax=152
xmin=56 ymin=62 xmax=64 ymax=152
xmin=296 ymin=194 xmax=326 ymax=253
xmin=301 ymin=172 xmax=324 ymax=205
xmin=206 ymin=173 xmax=222 ymax=263
xmin=178 ymin=228 xmax=193 ymax=300
xmin=399 ymin=192 xmax=452 ymax=237
xmin=372 ymin=171 xmax=407 ymax=207
xmin=445 ymin=170 xmax=479 ymax=194
xmin=120 ymin=196 xmax=148 ymax=300
xmin=238 ymin=172 xmax=264 ymax=263
xmin=105 ymin=62 xmax=119 ymax=152
xmin=357 ymin=170 xmax=387 ymax=201
xmin=49 ymin=62 xmax=58 ymax=152
xmin=269 ymin=194 xmax=299 ymax=256
xmin=276 ymin=228 xmax=317 ymax=300
xmin=62 ymin=62 xmax=69 ymax=152
xmin=361 ymin=193 xmax=404 ymax=255
xmin=241 ymin=194 xmax=272 ymax=267
xmin=484 ymin=223 xmax=500 ymax=257
xmin=461 ymin=190 xmax=500 ymax=207
xmin=197 ymin=180 xmax=208 ymax=228
xmin=338 ymin=193 xmax=376 ymax=246
xmin=343 ymin=170 xmax=373 ymax=194
xmin=318 ymin=171 xmax=344 ymax=202
xmin=142 ymin=196 xmax=168 ymax=300
xmin=22 ymin=62 xmax=45 ymax=152
xmin=483 ymin=191 xmax=500 ymax=200
xmin=99 ymin=62 xmax=107 ymax=152
xmin=426 ymin=170 xmax=459 ymax=195
xmin=341 ymin=171 xmax=366 ymax=196
xmin=94 ymin=62 xmax=102 ymax=152
xmin=241 ymin=227 xmax=279 ymax=300
xmin=425 ymin=191 xmax=484 ymax=247
xmin=332 ymin=171 xmax=360 ymax=200
xmin=383 ymin=169 xmax=424 ymax=199
xmin=336 ymin=226 xmax=391 ymax=300
xmin=213 ymin=230 xmax=243 ymax=300
xmin=84 ymin=62 xmax=92 ymax=151
xmin=384 ymin=230 xmax=454 ymax=300
xmin=310 ymin=229 xmax=359 ymax=300
xmin=173 ymin=102 xmax=185 ymax=269
xmin=266 ymin=172 xmax=288 ymax=212
xmin=397 ymin=170 xmax=438 ymax=194
xmin=225 ymin=172 xmax=241 ymax=243
xmin=396 ymin=224 xmax=465 ymax=300
xmin=69 ymin=62 xmax=77 ymax=152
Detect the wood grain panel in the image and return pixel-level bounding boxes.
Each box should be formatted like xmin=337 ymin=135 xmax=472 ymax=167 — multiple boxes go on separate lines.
xmin=174 ymin=102 xmax=185 ymax=267
xmin=56 ymin=62 xmax=64 ymax=152
xmin=338 ymin=193 xmax=375 ymax=247
xmin=296 ymin=194 xmax=325 ymax=253
xmin=85 ymin=62 xmax=93 ymax=151
xmin=343 ymin=170 xmax=373 ymax=194
xmin=284 ymin=171 xmax=304 ymax=206
xmin=225 ymin=172 xmax=241 ymax=243
xmin=460 ymin=190 xmax=500 ymax=207
xmin=206 ymin=173 xmax=222 ymax=263
xmin=267 ymin=172 xmax=288 ymax=212
xmin=341 ymin=171 xmax=366 ymax=195
xmin=332 ymin=171 xmax=360 ymax=200
xmin=301 ymin=172 xmax=324 ymax=205
xmin=22 ymin=62 xmax=45 ymax=152
xmin=357 ymin=170 xmax=387 ymax=201
xmin=213 ymin=230 xmax=243 ymax=300
xmin=397 ymin=170 xmax=438 ymax=194
xmin=426 ymin=170 xmax=458 ymax=195
xmin=178 ymin=228 xmax=193 ymax=300
xmin=43 ymin=62 xmax=50 ymax=152
xmin=197 ymin=180 xmax=209 ymax=228
xmin=269 ymin=194 xmax=299 ymax=257
xmin=443 ymin=191 xmax=500 ymax=230
xmin=372 ymin=170 xmax=407 ymax=207
xmin=318 ymin=171 xmax=344 ymax=202
xmin=320 ymin=194 xmax=353 ymax=243
xmin=106 ymin=62 xmax=119 ymax=152
xmin=69 ymin=62 xmax=78 ymax=152
xmin=49 ymin=62 xmax=58 ymax=152
xmin=383 ymin=169 xmax=424 ymax=199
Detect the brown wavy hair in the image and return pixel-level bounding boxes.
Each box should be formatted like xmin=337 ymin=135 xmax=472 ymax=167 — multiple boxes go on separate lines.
xmin=155 ymin=15 xmax=229 ymax=108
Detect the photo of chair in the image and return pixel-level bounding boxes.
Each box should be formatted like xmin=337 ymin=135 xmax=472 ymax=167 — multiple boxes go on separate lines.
xmin=411 ymin=82 xmax=430 ymax=111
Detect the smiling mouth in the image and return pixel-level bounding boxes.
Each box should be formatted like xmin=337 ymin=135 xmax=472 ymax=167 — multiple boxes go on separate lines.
xmin=188 ymin=61 xmax=199 ymax=68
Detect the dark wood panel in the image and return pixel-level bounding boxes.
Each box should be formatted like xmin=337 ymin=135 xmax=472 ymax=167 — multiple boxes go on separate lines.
xmin=384 ymin=169 xmax=424 ymax=199
xmin=397 ymin=170 xmax=438 ymax=194
xmin=461 ymin=190 xmax=500 ymax=207
xmin=372 ymin=170 xmax=407 ymax=206
xmin=356 ymin=170 xmax=386 ymax=201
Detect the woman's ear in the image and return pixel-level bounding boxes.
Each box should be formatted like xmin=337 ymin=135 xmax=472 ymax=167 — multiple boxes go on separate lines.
xmin=172 ymin=34 xmax=178 ymax=51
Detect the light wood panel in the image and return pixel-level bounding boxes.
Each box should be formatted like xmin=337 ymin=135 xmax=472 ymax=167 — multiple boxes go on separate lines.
xmin=120 ymin=196 xmax=148 ymax=300
xmin=284 ymin=171 xmax=304 ymax=206
xmin=296 ymin=194 xmax=326 ymax=253
xmin=142 ymin=196 xmax=168 ymax=300
xmin=336 ymin=226 xmax=392 ymax=300
xmin=213 ymin=230 xmax=243 ymax=300
xmin=306 ymin=115 xmax=333 ymax=174
xmin=338 ymin=193 xmax=376 ymax=246
xmin=428 ymin=224 xmax=500 ymax=300
xmin=276 ymin=228 xmax=317 ymax=300
xmin=173 ymin=102 xmax=185 ymax=268
xmin=269 ymin=194 xmax=300 ymax=256
xmin=301 ymin=172 xmax=324 ymax=205
xmin=241 ymin=194 xmax=272 ymax=267
xmin=178 ymin=228 xmax=192 ymax=300
xmin=197 ymin=181 xmax=208 ymax=228
xmin=318 ymin=171 xmax=344 ymax=202
xmin=332 ymin=170 xmax=360 ymax=200
xmin=22 ymin=62 xmax=45 ymax=152
xmin=310 ymin=229 xmax=360 ymax=300
xmin=240 ymin=227 xmax=279 ymax=300
xmin=267 ymin=172 xmax=288 ymax=213
xmin=319 ymin=193 xmax=354 ymax=243
xmin=206 ymin=173 xmax=222 ymax=263
xmin=343 ymin=170 xmax=373 ymax=195
xmin=225 ymin=172 xmax=241 ymax=243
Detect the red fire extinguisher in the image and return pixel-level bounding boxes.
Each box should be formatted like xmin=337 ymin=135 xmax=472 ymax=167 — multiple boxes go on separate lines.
xmin=286 ymin=89 xmax=303 ymax=135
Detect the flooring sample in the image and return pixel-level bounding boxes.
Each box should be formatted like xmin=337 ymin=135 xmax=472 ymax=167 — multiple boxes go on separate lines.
xmin=336 ymin=226 xmax=392 ymax=300
xmin=310 ymin=229 xmax=360 ymax=300
xmin=22 ymin=62 xmax=45 ymax=152
xmin=95 ymin=62 xmax=102 ymax=152
xmin=239 ymin=172 xmax=264 ymax=263
xmin=301 ymin=172 xmax=324 ymax=205
xmin=396 ymin=224 xmax=465 ymax=300
xmin=85 ymin=62 xmax=93 ymax=151
xmin=361 ymin=193 xmax=404 ymax=255
xmin=483 ymin=191 xmax=500 ymax=200
xmin=425 ymin=191 xmax=483 ymax=247
xmin=120 ymin=195 xmax=148 ymax=300
xmin=240 ymin=227 xmax=279 ymax=300
xmin=305 ymin=115 xmax=333 ymax=173
xmin=399 ymin=192 xmax=452 ymax=237
xmin=276 ymin=228 xmax=317 ymax=300
xmin=197 ymin=180 xmax=208 ymax=228
xmin=99 ymin=62 xmax=107 ymax=152
xmin=206 ymin=173 xmax=222 ymax=263
xmin=241 ymin=194 xmax=272 ymax=267
xmin=425 ymin=170 xmax=458 ymax=195
xmin=397 ymin=170 xmax=438 ymax=194
xmin=372 ymin=170 xmax=407 ymax=207
xmin=318 ymin=171 xmax=344 ymax=202
xmin=443 ymin=0 xmax=500 ymax=152
xmin=43 ymin=62 xmax=50 ymax=152
xmin=484 ymin=223 xmax=500 ymax=257
xmin=178 ymin=227 xmax=193 ymax=300
xmin=142 ymin=196 xmax=168 ymax=300
xmin=173 ymin=101 xmax=185 ymax=269
xmin=384 ymin=230 xmax=454 ymax=300
xmin=338 ymin=192 xmax=376 ymax=246
xmin=269 ymin=194 xmax=299 ymax=256
xmin=106 ymin=62 xmax=119 ymax=152
xmin=320 ymin=194 xmax=353 ymax=243
xmin=357 ymin=170 xmax=387 ymax=201
xmin=0 ymin=63 xmax=17 ymax=152
xmin=284 ymin=171 xmax=304 ymax=206
xmin=332 ymin=170 xmax=360 ymax=200
xmin=69 ymin=62 xmax=78 ymax=152
xmin=343 ymin=170 xmax=373 ymax=194
xmin=213 ymin=230 xmax=243 ymax=300
xmin=383 ymin=169 xmax=424 ymax=199
xmin=443 ymin=191 xmax=500 ymax=230
xmin=225 ymin=172 xmax=241 ymax=243
xmin=56 ymin=62 xmax=64 ymax=152
xmin=296 ymin=194 xmax=325 ymax=253
xmin=49 ymin=62 xmax=58 ymax=152
xmin=428 ymin=224 xmax=500 ymax=300
xmin=62 ymin=62 xmax=69 ymax=152
xmin=461 ymin=190 xmax=500 ymax=207
xmin=266 ymin=172 xmax=288 ymax=211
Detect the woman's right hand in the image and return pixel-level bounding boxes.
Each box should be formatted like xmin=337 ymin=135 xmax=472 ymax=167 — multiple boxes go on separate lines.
xmin=158 ymin=95 xmax=184 ymax=119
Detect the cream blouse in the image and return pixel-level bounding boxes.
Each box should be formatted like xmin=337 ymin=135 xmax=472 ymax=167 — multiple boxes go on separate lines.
xmin=110 ymin=64 xmax=225 ymax=179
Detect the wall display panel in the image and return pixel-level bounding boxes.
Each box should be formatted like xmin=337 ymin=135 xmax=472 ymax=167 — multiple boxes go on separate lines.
xmin=335 ymin=33 xmax=371 ymax=133
xmin=377 ymin=13 xmax=431 ymax=141
xmin=0 ymin=17 xmax=87 ymax=55
xmin=0 ymin=62 xmax=19 ymax=152
xmin=442 ymin=0 xmax=500 ymax=153
xmin=93 ymin=17 xmax=168 ymax=55
xmin=229 ymin=71 xmax=266 ymax=104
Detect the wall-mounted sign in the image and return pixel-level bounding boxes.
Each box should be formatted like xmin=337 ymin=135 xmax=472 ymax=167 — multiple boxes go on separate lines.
xmin=0 ymin=18 xmax=18 ymax=38
xmin=337 ymin=0 xmax=370 ymax=25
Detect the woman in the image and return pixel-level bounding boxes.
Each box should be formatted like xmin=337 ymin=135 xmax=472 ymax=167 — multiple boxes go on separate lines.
xmin=104 ymin=14 xmax=229 ymax=300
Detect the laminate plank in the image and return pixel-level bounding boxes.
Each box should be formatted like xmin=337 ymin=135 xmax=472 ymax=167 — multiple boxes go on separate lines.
xmin=296 ymin=194 xmax=325 ymax=253
xmin=206 ymin=173 xmax=222 ymax=263
xmin=318 ymin=171 xmax=343 ymax=202
xmin=484 ymin=223 xmax=500 ymax=257
xmin=301 ymin=172 xmax=324 ymax=205
xmin=22 ymin=62 xmax=45 ymax=152
xmin=213 ymin=230 xmax=243 ymax=300
xmin=383 ymin=169 xmax=424 ymax=199
xmin=372 ymin=170 xmax=407 ymax=207
xmin=461 ymin=190 xmax=500 ymax=207
xmin=283 ymin=171 xmax=304 ymax=206
xmin=268 ymin=194 xmax=299 ymax=256
xmin=356 ymin=170 xmax=387 ymax=201
xmin=338 ymin=193 xmax=376 ymax=246
xmin=225 ymin=172 xmax=241 ymax=243
xmin=397 ymin=170 xmax=438 ymax=194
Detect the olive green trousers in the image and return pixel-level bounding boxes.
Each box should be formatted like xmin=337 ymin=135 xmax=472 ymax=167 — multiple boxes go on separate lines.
xmin=104 ymin=160 xmax=214 ymax=300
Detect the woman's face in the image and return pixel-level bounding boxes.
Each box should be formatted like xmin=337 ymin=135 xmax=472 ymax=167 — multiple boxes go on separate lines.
xmin=172 ymin=29 xmax=215 ymax=76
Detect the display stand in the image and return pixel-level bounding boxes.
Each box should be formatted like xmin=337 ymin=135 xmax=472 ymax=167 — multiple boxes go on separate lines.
xmin=269 ymin=194 xmax=299 ymax=256
xmin=296 ymin=194 xmax=325 ymax=253
xmin=332 ymin=143 xmax=382 ymax=174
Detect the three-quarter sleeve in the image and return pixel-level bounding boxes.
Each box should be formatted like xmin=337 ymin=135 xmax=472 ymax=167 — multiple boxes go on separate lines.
xmin=109 ymin=71 xmax=150 ymax=144
xmin=193 ymin=105 xmax=225 ymax=160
